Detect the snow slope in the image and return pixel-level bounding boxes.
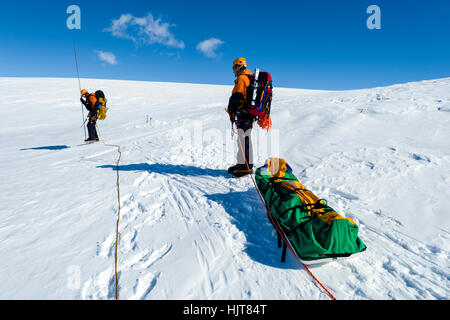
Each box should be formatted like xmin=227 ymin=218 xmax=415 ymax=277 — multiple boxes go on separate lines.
xmin=0 ymin=77 xmax=449 ymax=300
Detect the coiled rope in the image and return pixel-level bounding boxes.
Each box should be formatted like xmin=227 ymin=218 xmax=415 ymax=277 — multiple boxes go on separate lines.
xmin=235 ymin=125 xmax=337 ymax=300
xmin=96 ymin=124 xmax=122 ymax=300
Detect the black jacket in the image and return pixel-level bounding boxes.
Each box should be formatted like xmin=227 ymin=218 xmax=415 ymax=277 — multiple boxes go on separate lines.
xmin=228 ymin=92 xmax=255 ymax=125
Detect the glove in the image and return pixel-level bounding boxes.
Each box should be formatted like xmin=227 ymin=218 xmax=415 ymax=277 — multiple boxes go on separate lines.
xmin=80 ymin=97 xmax=89 ymax=107
xmin=225 ymin=108 xmax=235 ymax=123
xmin=229 ymin=113 xmax=236 ymax=124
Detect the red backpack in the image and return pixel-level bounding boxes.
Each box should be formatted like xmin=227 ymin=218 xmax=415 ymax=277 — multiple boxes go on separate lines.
xmin=247 ymin=68 xmax=273 ymax=130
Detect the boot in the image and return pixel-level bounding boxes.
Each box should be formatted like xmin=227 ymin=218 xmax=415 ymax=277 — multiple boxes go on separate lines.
xmin=227 ymin=164 xmax=241 ymax=174
xmin=231 ymin=164 xmax=254 ymax=178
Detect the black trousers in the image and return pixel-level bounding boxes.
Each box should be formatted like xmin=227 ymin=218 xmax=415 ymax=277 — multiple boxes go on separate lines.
xmin=87 ymin=115 xmax=98 ymax=140
xmin=236 ymin=118 xmax=254 ymax=167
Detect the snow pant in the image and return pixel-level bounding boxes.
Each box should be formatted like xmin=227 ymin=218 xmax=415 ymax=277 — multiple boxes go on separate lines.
xmin=87 ymin=115 xmax=98 ymax=140
xmin=236 ymin=119 xmax=253 ymax=167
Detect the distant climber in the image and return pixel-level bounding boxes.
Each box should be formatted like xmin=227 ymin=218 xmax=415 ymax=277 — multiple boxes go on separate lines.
xmin=226 ymin=57 xmax=255 ymax=178
xmin=80 ymin=89 xmax=107 ymax=142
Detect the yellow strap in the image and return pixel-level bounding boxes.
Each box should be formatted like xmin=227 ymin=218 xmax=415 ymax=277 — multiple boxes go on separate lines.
xmin=281 ymin=180 xmax=356 ymax=225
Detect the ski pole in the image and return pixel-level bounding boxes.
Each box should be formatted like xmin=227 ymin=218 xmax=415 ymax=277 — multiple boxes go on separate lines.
xmin=73 ymin=40 xmax=87 ymax=140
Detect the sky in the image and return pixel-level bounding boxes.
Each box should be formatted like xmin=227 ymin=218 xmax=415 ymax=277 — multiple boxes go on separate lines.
xmin=0 ymin=0 xmax=449 ymax=90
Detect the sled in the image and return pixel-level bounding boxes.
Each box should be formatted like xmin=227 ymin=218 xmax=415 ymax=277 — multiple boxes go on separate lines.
xmin=255 ymin=158 xmax=366 ymax=265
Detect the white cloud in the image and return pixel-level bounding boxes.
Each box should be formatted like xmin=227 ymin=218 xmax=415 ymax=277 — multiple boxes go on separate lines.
xmin=96 ymin=50 xmax=118 ymax=65
xmin=196 ymin=38 xmax=224 ymax=58
xmin=105 ymin=13 xmax=135 ymax=41
xmin=104 ymin=13 xmax=185 ymax=49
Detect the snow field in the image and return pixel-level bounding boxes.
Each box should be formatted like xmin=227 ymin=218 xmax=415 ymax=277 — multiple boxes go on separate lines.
xmin=0 ymin=77 xmax=448 ymax=299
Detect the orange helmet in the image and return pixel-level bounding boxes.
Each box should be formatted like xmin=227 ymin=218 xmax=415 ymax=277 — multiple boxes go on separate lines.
xmin=81 ymin=89 xmax=89 ymax=96
xmin=233 ymin=57 xmax=247 ymax=68
xmin=233 ymin=57 xmax=247 ymax=76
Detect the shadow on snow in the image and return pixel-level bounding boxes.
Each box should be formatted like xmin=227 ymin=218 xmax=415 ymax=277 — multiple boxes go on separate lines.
xmin=97 ymin=163 xmax=228 ymax=178
xmin=20 ymin=145 xmax=70 ymax=151
xmin=98 ymin=162 xmax=300 ymax=269
xmin=206 ymin=190 xmax=301 ymax=270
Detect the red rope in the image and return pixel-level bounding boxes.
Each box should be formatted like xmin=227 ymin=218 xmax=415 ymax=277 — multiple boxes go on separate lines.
xmin=235 ymin=125 xmax=337 ymax=300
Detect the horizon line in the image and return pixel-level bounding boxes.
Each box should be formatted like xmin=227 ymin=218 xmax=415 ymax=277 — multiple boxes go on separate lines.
xmin=0 ymin=75 xmax=449 ymax=92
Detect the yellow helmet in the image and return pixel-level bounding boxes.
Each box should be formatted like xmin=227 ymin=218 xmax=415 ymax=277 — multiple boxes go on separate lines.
xmin=233 ymin=57 xmax=247 ymax=68
xmin=81 ymin=89 xmax=89 ymax=96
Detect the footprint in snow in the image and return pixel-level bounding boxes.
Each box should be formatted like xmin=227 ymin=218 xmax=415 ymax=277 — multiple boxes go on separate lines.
xmin=411 ymin=153 xmax=431 ymax=163
xmin=331 ymin=189 xmax=359 ymax=201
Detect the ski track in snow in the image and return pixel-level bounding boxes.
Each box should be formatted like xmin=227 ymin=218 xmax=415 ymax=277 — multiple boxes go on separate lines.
xmin=0 ymin=77 xmax=449 ymax=300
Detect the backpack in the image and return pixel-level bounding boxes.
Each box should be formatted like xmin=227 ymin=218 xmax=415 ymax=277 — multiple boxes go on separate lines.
xmin=95 ymin=90 xmax=107 ymax=120
xmin=247 ymin=68 xmax=273 ymax=130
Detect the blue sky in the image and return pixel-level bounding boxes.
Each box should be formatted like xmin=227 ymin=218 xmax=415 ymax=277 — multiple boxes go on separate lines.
xmin=0 ymin=0 xmax=449 ymax=89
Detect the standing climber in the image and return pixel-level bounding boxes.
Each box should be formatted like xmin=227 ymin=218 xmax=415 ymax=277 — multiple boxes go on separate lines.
xmin=226 ymin=57 xmax=256 ymax=178
xmin=80 ymin=89 xmax=99 ymax=142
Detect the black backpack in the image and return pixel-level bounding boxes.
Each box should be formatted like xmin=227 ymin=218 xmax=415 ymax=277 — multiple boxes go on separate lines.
xmin=95 ymin=90 xmax=105 ymax=100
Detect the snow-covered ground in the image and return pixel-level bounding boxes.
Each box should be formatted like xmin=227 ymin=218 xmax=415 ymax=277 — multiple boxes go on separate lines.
xmin=0 ymin=77 xmax=449 ymax=300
